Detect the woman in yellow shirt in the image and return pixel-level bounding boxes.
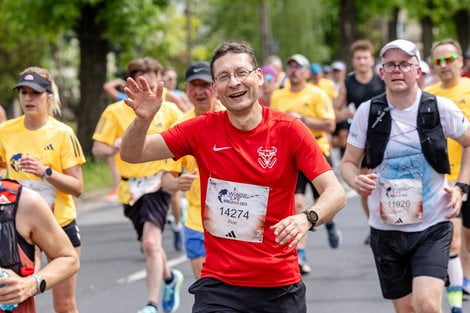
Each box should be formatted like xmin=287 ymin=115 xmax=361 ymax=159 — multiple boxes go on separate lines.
xmin=0 ymin=67 xmax=85 ymax=313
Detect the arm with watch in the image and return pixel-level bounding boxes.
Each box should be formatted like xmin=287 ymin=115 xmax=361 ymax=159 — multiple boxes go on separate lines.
xmin=0 ymin=187 xmax=79 ymax=307
xmin=271 ymin=170 xmax=346 ymax=247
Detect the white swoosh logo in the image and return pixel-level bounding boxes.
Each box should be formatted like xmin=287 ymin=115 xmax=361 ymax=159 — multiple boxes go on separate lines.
xmin=193 ymin=68 xmax=204 ymax=73
xmin=213 ymin=144 xmax=232 ymax=152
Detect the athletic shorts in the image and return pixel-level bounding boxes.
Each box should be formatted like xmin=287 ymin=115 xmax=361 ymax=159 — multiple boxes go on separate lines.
xmin=123 ymin=188 xmax=171 ymax=241
xmin=370 ymin=221 xmax=452 ymax=300
xmin=460 ymin=198 xmax=470 ymax=228
xmin=295 ymin=155 xmax=332 ymax=198
xmin=184 ymin=226 xmax=205 ymax=259
xmin=63 ymin=220 xmax=81 ymax=247
xmin=189 ymin=277 xmax=306 ymax=313
xmin=332 ymin=121 xmax=350 ymax=136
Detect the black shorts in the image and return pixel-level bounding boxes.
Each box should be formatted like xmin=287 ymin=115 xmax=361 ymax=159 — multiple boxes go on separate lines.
xmin=189 ymin=277 xmax=306 ymax=313
xmin=332 ymin=121 xmax=350 ymax=136
xmin=295 ymin=155 xmax=332 ymax=199
xmin=461 ymin=198 xmax=470 ymax=228
xmin=123 ymin=188 xmax=171 ymax=241
xmin=63 ymin=220 xmax=81 ymax=247
xmin=370 ymin=221 xmax=452 ymax=300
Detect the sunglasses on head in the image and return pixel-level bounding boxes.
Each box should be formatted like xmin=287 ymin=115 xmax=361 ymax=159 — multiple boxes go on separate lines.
xmin=432 ymin=55 xmax=460 ymax=66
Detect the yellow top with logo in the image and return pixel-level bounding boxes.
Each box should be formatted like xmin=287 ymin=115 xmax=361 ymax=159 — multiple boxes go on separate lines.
xmin=271 ymin=84 xmax=335 ymax=156
xmin=425 ymin=77 xmax=470 ymax=181
xmin=310 ymin=78 xmax=338 ymax=100
xmin=0 ymin=116 xmax=86 ymax=226
xmin=92 ymin=100 xmax=182 ymax=204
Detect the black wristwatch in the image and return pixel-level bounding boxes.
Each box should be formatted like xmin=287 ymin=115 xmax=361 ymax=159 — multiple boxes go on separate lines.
xmin=302 ymin=209 xmax=319 ymax=232
xmin=42 ymin=167 xmax=53 ymax=179
xmin=33 ymin=274 xmax=46 ymax=294
xmin=455 ymin=182 xmax=469 ymax=201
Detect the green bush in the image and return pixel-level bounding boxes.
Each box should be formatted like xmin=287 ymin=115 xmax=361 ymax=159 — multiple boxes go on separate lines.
xmin=82 ymin=159 xmax=114 ymax=193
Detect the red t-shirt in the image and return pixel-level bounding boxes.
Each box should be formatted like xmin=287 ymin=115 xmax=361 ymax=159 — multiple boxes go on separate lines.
xmin=162 ymin=106 xmax=331 ymax=287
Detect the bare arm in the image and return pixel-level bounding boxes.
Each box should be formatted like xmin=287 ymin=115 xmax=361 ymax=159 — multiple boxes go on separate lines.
xmin=120 ymin=77 xmax=174 ymax=163
xmin=340 ymin=144 xmax=378 ymax=196
xmin=103 ymin=78 xmax=126 ymax=100
xmin=18 ymin=157 xmax=83 ymax=197
xmin=454 ymin=127 xmax=470 ymax=184
xmin=271 ymin=170 xmax=345 ymax=247
xmin=0 ymin=188 xmax=79 ymax=304
xmin=301 ymin=117 xmax=336 ymax=133
xmin=92 ymin=140 xmax=119 ymax=158
xmin=162 ymin=171 xmax=198 ymax=193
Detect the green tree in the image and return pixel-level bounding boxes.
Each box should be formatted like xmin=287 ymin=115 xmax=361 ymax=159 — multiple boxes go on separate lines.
xmin=1 ymin=0 xmax=168 ymax=155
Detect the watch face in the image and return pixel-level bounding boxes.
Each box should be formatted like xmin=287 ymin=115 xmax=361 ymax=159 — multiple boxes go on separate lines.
xmin=308 ymin=210 xmax=319 ymax=225
xmin=45 ymin=167 xmax=52 ymax=177
xmin=39 ymin=279 xmax=46 ymax=293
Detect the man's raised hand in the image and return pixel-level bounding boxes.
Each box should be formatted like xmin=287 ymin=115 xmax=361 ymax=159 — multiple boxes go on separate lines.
xmin=124 ymin=77 xmax=164 ymax=120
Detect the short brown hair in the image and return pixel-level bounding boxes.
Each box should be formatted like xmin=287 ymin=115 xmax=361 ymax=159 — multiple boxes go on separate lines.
xmin=127 ymin=57 xmax=163 ymax=79
xmin=210 ymin=40 xmax=258 ymax=78
xmin=431 ymin=39 xmax=462 ymax=56
xmin=350 ymin=40 xmax=374 ymax=56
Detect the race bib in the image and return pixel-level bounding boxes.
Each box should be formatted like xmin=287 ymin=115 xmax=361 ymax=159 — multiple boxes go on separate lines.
xmin=379 ymin=178 xmax=423 ymax=225
xmin=128 ymin=173 xmax=162 ymax=205
xmin=204 ymin=177 xmax=269 ymax=243
xmin=19 ymin=180 xmax=56 ymax=209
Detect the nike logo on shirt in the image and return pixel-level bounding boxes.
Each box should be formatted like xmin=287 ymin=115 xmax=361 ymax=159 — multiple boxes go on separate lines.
xmin=213 ymin=144 xmax=232 ymax=152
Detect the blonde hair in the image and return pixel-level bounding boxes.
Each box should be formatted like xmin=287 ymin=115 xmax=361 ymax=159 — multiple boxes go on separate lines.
xmin=20 ymin=67 xmax=61 ymax=116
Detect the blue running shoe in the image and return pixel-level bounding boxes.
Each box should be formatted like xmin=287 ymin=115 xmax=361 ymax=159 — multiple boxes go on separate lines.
xmin=451 ymin=307 xmax=462 ymax=313
xmin=162 ymin=269 xmax=184 ymax=313
xmin=138 ymin=304 xmax=158 ymax=313
xmin=326 ymin=222 xmax=342 ymax=249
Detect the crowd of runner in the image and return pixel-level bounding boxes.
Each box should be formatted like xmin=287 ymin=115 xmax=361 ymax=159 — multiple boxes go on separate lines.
xmin=0 ymin=37 xmax=470 ymax=313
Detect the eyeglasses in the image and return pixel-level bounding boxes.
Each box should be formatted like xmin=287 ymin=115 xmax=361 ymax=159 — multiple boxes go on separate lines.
xmin=382 ymin=62 xmax=418 ymax=73
xmin=432 ymin=55 xmax=460 ymax=66
xmin=214 ymin=68 xmax=257 ymax=84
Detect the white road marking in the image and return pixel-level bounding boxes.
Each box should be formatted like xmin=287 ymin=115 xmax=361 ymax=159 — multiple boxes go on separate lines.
xmin=117 ymin=254 xmax=188 ymax=284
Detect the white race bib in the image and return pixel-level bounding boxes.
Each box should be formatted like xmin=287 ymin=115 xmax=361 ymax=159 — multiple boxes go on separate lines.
xmin=204 ymin=177 xmax=269 ymax=243
xmin=128 ymin=173 xmax=162 ymax=205
xmin=19 ymin=180 xmax=56 ymax=209
xmin=379 ymin=178 xmax=423 ymax=225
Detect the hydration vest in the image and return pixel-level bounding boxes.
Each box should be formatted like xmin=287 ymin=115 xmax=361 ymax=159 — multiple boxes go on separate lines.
xmin=363 ymin=92 xmax=450 ymax=174
xmin=0 ymin=179 xmax=34 ymax=276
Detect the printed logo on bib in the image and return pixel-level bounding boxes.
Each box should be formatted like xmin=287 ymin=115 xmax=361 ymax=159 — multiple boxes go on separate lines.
xmin=379 ymin=178 xmax=423 ymax=225
xmin=205 ymin=177 xmax=269 ymax=243
xmin=257 ymin=146 xmax=277 ymax=169
xmin=128 ymin=173 xmax=162 ymax=206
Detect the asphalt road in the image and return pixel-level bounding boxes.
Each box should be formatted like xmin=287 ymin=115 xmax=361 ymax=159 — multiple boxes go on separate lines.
xmin=35 ymin=189 xmax=465 ymax=313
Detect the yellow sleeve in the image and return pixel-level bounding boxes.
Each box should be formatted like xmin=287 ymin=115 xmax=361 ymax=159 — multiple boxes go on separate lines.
xmin=61 ymin=128 xmax=86 ymax=170
xmin=312 ymin=90 xmax=335 ymax=120
xmin=92 ymin=106 xmax=121 ymax=145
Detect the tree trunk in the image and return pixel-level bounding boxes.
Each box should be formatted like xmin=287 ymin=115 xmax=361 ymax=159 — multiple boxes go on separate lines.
xmin=387 ymin=7 xmax=399 ymax=42
xmin=339 ymin=0 xmax=356 ymax=71
xmin=454 ymin=9 xmax=469 ymax=52
xmin=421 ymin=15 xmax=433 ymax=60
xmin=259 ymin=0 xmax=271 ymax=63
xmin=76 ymin=4 xmax=109 ymax=156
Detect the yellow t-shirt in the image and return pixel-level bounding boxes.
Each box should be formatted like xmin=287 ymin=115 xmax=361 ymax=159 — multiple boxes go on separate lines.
xmin=165 ymin=104 xmax=225 ymax=232
xmin=92 ymin=100 xmax=182 ymax=204
xmin=311 ymin=78 xmax=338 ymax=100
xmin=0 ymin=116 xmax=86 ymax=226
xmin=425 ymin=78 xmax=470 ymax=181
xmin=271 ymin=84 xmax=335 ymax=156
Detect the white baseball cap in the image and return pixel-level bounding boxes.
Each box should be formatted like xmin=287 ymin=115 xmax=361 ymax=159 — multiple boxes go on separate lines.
xmin=380 ymin=39 xmax=421 ymax=63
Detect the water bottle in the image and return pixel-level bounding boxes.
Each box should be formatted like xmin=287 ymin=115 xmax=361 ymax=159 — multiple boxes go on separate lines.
xmin=0 ymin=269 xmax=18 ymax=311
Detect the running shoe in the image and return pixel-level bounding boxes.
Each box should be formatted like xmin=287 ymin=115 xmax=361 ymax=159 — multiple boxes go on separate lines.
xmin=326 ymin=222 xmax=342 ymax=249
xmin=162 ymin=269 xmax=184 ymax=313
xmin=104 ymin=189 xmax=118 ymax=202
xmin=451 ymin=307 xmax=463 ymax=313
xmin=463 ymin=277 xmax=470 ymax=295
xmin=297 ymin=250 xmax=311 ymax=275
xmin=364 ymin=233 xmax=371 ymax=245
xmin=138 ymin=304 xmax=158 ymax=313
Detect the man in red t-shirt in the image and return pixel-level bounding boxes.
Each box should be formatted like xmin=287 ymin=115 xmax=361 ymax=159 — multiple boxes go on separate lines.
xmin=120 ymin=40 xmax=346 ymax=313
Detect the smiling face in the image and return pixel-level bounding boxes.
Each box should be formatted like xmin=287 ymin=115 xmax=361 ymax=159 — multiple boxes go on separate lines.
xmin=213 ymin=52 xmax=263 ymax=113
xmin=19 ymin=86 xmax=49 ymax=118
xmin=379 ymin=48 xmax=421 ymax=94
